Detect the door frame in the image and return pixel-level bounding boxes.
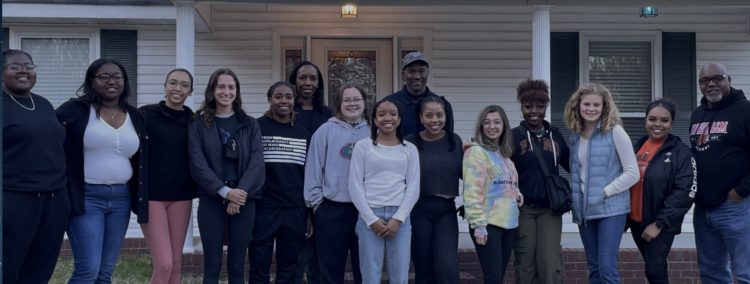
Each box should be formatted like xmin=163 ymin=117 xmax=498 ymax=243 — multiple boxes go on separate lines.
xmin=271 ymin=28 xmax=433 ymax=93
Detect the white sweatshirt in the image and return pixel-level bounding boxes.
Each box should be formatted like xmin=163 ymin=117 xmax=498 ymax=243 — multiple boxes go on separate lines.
xmin=348 ymin=138 xmax=421 ymax=227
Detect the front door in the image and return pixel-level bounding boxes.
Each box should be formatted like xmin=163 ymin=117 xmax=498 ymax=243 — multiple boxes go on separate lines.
xmin=311 ymin=39 xmax=393 ymax=116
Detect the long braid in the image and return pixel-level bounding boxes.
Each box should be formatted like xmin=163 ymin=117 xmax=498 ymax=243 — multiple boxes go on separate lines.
xmin=441 ymin=96 xmax=457 ymax=152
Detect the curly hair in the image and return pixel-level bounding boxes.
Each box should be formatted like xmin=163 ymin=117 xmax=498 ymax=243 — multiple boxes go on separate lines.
xmin=76 ymin=58 xmax=136 ymax=118
xmin=412 ymin=96 xmax=456 ymax=152
xmin=370 ymin=98 xmax=406 ymax=146
xmin=516 ymin=78 xmax=550 ymax=105
xmin=563 ymin=83 xmax=622 ymax=133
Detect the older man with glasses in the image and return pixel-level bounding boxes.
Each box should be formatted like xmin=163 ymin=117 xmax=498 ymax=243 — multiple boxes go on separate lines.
xmin=690 ymin=62 xmax=750 ymax=284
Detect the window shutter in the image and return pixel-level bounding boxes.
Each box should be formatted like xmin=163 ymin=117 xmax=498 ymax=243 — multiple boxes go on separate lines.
xmin=3 ymin=28 xmax=8 ymax=51
xmin=551 ymin=32 xmax=579 ymax=180
xmin=662 ymin=32 xmax=696 ymax=146
xmin=101 ymin=30 xmax=138 ymax=107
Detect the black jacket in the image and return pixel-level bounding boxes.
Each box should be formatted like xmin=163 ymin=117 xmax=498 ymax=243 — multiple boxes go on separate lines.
xmin=689 ymin=88 xmax=750 ymax=208
xmin=293 ymin=102 xmax=333 ymax=135
xmin=511 ymin=121 xmax=571 ymax=209
xmin=56 ymin=98 xmax=150 ymax=223
xmin=138 ymin=101 xmax=197 ymax=201
xmin=188 ymin=111 xmax=265 ymax=199
xmin=629 ymin=134 xmax=695 ymax=234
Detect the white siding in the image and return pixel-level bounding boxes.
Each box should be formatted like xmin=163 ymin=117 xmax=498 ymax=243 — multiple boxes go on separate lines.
xmin=120 ymin=5 xmax=749 ymax=237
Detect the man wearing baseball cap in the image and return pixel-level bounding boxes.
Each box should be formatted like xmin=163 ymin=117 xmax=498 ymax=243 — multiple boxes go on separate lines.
xmin=385 ymin=52 xmax=455 ymax=136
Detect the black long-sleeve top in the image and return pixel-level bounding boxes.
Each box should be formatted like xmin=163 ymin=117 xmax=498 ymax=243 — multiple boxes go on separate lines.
xmin=138 ymin=101 xmax=197 ymax=201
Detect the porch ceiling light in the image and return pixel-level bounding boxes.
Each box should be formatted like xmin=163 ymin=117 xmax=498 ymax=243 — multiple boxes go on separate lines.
xmin=639 ymin=7 xmax=658 ymax=18
xmin=342 ymin=5 xmax=357 ymax=18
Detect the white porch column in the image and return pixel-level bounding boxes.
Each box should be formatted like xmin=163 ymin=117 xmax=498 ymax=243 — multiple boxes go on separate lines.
xmin=175 ymin=0 xmax=196 ymax=253
xmin=532 ymin=5 xmax=553 ymax=122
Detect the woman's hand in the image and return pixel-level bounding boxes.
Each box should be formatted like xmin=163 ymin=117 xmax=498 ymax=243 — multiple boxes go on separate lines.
xmin=370 ymin=219 xmax=388 ymax=237
xmin=462 ymin=139 xmax=472 ymax=152
xmin=641 ymin=222 xmax=662 ymax=242
xmin=305 ymin=213 xmax=314 ymax=239
xmin=226 ymin=189 xmax=247 ymax=205
xmin=379 ymin=219 xmax=402 ymax=238
xmin=474 ymin=227 xmax=488 ymax=245
xmin=517 ymin=193 xmax=524 ymax=207
xmin=227 ymin=202 xmax=241 ymax=215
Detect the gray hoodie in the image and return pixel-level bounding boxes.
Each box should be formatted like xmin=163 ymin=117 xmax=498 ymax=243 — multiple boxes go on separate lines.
xmin=304 ymin=117 xmax=370 ymax=210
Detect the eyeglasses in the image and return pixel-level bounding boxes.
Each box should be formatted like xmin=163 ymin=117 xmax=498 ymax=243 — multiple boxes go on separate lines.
xmin=96 ymin=74 xmax=124 ymax=83
xmin=167 ymin=80 xmax=191 ymax=90
xmin=343 ymin=98 xmax=363 ymax=105
xmin=3 ymin=64 xmax=37 ymax=73
xmin=698 ymin=74 xmax=728 ymax=85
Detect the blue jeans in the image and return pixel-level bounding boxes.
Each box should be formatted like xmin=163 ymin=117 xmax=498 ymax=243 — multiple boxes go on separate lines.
xmin=578 ymin=214 xmax=626 ymax=284
xmin=67 ymin=184 xmax=131 ymax=284
xmin=694 ymin=199 xmax=750 ymax=284
xmin=355 ymin=206 xmax=411 ymax=284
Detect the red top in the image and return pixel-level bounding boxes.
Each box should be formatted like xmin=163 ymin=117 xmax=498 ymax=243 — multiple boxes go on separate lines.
xmin=629 ymin=139 xmax=665 ymax=222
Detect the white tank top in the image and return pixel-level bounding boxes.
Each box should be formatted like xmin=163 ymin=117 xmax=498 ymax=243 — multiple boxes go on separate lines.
xmin=83 ymin=105 xmax=139 ymax=184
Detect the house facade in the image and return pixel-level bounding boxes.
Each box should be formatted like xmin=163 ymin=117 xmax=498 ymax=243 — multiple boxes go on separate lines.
xmin=3 ymin=0 xmax=750 ymax=249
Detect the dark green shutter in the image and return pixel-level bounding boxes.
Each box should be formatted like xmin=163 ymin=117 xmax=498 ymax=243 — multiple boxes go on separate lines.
xmin=3 ymin=28 xmax=9 ymax=51
xmin=550 ymin=32 xmax=578 ymax=179
xmin=662 ymin=32 xmax=697 ymax=145
xmin=101 ymin=30 xmax=138 ymax=106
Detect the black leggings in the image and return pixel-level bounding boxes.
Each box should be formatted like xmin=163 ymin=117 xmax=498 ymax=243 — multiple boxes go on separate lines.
xmin=410 ymin=196 xmax=460 ymax=284
xmin=627 ymin=218 xmax=676 ymax=284
xmin=470 ymin=224 xmax=515 ymax=284
xmin=198 ymin=194 xmax=255 ymax=284
xmin=313 ymin=200 xmax=362 ymax=284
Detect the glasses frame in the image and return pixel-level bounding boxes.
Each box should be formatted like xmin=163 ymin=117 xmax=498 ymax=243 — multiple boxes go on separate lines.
xmin=167 ymin=80 xmax=192 ymax=90
xmin=2 ymin=64 xmax=38 ymax=73
xmin=342 ymin=98 xmax=364 ymax=105
xmin=96 ymin=74 xmax=124 ymax=83
xmin=698 ymin=74 xmax=728 ymax=86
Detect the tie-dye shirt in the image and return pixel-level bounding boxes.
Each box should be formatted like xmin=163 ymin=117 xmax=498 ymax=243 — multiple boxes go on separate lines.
xmin=462 ymin=144 xmax=520 ymax=230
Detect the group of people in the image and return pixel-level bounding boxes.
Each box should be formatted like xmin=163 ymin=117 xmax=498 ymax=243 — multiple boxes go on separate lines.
xmin=2 ymin=47 xmax=749 ymax=284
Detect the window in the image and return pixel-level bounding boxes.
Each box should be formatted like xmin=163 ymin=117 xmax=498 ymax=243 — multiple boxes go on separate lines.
xmin=580 ymin=31 xmax=662 ymax=143
xmin=9 ymin=27 xmax=99 ymax=108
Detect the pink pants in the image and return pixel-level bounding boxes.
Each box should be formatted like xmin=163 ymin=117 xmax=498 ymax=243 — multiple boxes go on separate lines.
xmin=140 ymin=200 xmax=193 ymax=284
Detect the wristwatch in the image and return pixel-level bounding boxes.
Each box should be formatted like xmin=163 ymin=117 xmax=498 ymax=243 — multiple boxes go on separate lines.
xmin=655 ymin=222 xmax=663 ymax=230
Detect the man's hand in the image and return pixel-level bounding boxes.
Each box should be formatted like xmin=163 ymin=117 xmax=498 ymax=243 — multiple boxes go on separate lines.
xmin=226 ymin=189 xmax=247 ymax=205
xmin=728 ymin=188 xmax=746 ymax=202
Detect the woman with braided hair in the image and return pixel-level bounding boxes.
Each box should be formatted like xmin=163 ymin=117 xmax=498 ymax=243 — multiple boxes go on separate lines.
xmin=404 ymin=96 xmax=462 ymax=284
xmin=249 ymin=82 xmax=312 ymax=284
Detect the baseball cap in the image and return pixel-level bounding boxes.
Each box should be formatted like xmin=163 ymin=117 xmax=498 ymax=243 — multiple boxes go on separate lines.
xmin=402 ymin=52 xmax=429 ymax=70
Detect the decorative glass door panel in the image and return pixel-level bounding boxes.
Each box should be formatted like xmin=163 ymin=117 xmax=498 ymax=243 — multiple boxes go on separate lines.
xmin=326 ymin=51 xmax=377 ymax=113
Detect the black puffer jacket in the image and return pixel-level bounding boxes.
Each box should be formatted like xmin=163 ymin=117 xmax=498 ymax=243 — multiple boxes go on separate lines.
xmin=188 ymin=111 xmax=265 ymax=199
xmin=56 ymin=98 xmax=150 ymax=223
xmin=629 ymin=134 xmax=695 ymax=234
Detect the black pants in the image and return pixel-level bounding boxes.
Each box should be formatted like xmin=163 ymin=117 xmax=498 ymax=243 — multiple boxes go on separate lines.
xmin=313 ymin=199 xmax=362 ymax=284
xmin=470 ymin=224 xmax=515 ymax=284
xmin=411 ymin=196 xmax=460 ymax=284
xmin=198 ymin=194 xmax=256 ymax=284
xmin=250 ymin=207 xmax=307 ymax=284
xmin=2 ymin=187 xmax=70 ymax=284
xmin=627 ymin=218 xmax=676 ymax=284
xmin=294 ymin=235 xmax=320 ymax=284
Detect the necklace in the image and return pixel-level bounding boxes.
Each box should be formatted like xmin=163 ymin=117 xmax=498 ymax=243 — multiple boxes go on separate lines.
xmin=102 ymin=107 xmax=118 ymax=119
xmin=4 ymin=91 xmax=35 ymax=111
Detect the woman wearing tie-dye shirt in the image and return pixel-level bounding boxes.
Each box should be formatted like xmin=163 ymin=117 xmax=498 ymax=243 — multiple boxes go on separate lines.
xmin=462 ymin=105 xmax=523 ymax=284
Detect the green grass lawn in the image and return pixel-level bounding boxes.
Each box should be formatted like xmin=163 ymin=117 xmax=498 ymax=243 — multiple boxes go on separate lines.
xmin=50 ymin=255 xmax=225 ymax=284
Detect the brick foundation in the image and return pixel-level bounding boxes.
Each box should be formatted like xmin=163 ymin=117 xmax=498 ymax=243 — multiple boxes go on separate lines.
xmin=59 ymin=239 xmax=703 ymax=283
